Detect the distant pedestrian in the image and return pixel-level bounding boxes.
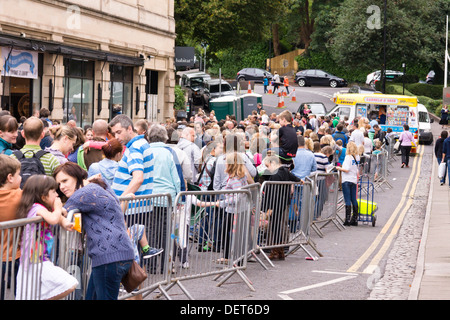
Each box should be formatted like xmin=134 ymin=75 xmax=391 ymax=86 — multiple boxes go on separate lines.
xmin=442 ymin=131 xmax=450 ymax=188
xmin=440 ymin=105 xmax=448 ymax=129
xmin=263 ymin=76 xmax=269 ymax=94
xmin=283 ymin=76 xmax=290 ymax=95
xmin=399 ymin=124 xmax=415 ymax=168
xmin=435 ymin=130 xmax=448 ymax=186
xmin=272 ymin=71 xmax=280 ymax=93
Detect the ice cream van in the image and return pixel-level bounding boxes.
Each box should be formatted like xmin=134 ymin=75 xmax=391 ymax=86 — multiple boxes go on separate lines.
xmin=327 ymin=93 xmax=423 ymax=152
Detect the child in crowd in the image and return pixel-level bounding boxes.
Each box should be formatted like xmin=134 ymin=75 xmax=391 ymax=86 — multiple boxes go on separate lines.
xmin=195 ymin=152 xmax=251 ymax=263
xmin=15 ymin=175 xmax=78 ymax=300
xmin=0 ymin=155 xmax=22 ymax=300
xmin=335 ymin=139 xmax=346 ymax=167
xmin=261 ymin=154 xmax=301 ymax=260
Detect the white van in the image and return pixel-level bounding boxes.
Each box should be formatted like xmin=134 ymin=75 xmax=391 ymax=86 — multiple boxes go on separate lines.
xmin=327 ymin=93 xmax=434 ymax=150
xmin=417 ymin=103 xmax=433 ymax=145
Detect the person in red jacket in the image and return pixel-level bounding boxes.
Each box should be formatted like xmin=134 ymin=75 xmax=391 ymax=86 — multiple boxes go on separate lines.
xmin=283 ymin=77 xmax=290 ymax=95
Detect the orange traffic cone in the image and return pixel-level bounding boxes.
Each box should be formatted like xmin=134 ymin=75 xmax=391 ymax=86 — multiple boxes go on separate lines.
xmin=248 ymin=81 xmax=252 ymax=94
xmin=291 ymin=89 xmax=297 ymax=102
xmin=268 ymin=88 xmax=273 ymax=94
xmin=282 ymin=90 xmax=287 ymax=97
xmin=278 ymin=91 xmax=281 ymax=97
xmin=277 ymin=95 xmax=283 ymax=108
xmin=281 ymin=95 xmax=285 ymax=108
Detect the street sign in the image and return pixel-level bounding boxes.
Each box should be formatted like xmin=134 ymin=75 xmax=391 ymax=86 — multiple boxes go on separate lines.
xmin=443 ymin=87 xmax=450 ymax=105
xmin=175 ymin=46 xmax=195 ymax=67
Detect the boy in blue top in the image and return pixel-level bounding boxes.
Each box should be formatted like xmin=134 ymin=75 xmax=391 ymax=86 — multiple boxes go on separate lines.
xmin=263 ymin=76 xmax=269 ymax=94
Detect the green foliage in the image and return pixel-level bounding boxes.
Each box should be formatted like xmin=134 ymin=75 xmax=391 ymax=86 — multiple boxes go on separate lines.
xmin=174 ymin=85 xmax=186 ymax=110
xmin=208 ymin=43 xmax=269 ymax=79
xmin=382 ymin=83 xmax=443 ymax=116
xmin=405 ymin=83 xmax=444 ymax=100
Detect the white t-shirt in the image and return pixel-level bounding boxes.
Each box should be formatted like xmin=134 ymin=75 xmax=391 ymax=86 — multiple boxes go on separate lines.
xmin=341 ymin=154 xmax=360 ymax=184
xmin=363 ymin=137 xmax=373 ymax=154
xmin=349 ymin=129 xmax=364 ymax=146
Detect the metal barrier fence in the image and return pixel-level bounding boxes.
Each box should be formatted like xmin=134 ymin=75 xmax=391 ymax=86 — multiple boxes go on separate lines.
xmin=1 ymin=178 xmax=344 ymax=300
xmin=258 ymin=180 xmax=322 ymax=261
xmin=0 ymin=193 xmax=173 ymax=301
xmin=309 ymin=172 xmax=344 ymax=237
xmin=164 ymin=188 xmax=253 ymax=299
xmin=359 ymin=150 xmax=393 ymax=193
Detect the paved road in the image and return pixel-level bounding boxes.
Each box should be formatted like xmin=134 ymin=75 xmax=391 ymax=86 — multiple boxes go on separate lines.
xmin=237 ymin=83 xmax=346 ymax=116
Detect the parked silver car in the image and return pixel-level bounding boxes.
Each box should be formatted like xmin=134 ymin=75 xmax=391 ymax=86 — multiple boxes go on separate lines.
xmin=202 ymin=79 xmax=236 ymax=109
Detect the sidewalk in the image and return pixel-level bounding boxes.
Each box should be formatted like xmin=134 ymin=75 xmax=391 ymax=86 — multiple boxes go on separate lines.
xmin=409 ymin=153 xmax=450 ymax=299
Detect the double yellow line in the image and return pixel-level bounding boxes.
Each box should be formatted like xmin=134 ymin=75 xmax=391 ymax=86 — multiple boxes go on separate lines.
xmin=347 ymin=144 xmax=424 ymax=274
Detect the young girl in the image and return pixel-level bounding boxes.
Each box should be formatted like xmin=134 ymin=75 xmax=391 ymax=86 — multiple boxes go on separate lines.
xmin=15 ymin=175 xmax=78 ymax=300
xmin=336 ymin=142 xmax=361 ymax=226
xmin=196 ymin=152 xmax=251 ymax=263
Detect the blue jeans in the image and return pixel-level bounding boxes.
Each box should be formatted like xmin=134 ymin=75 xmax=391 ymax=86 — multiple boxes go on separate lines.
xmin=342 ymin=181 xmax=358 ymax=207
xmin=86 ymin=260 xmax=133 ymax=300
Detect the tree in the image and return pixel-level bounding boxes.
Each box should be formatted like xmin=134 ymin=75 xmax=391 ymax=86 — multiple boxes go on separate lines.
xmin=329 ymin=0 xmax=446 ymax=73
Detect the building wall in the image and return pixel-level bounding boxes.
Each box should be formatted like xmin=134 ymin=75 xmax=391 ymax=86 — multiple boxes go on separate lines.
xmin=0 ymin=0 xmax=175 ymax=123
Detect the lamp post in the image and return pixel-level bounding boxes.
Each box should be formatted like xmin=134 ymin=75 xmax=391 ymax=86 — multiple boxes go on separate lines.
xmin=382 ymin=0 xmax=387 ymax=94
xmin=402 ymin=63 xmax=406 ymax=95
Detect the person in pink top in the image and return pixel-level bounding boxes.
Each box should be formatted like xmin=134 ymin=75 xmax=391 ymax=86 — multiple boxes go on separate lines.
xmin=399 ymin=124 xmax=415 ymax=168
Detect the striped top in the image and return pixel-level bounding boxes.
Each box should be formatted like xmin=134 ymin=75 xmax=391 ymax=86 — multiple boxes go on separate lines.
xmin=314 ymin=152 xmax=329 ymax=172
xmin=11 ymin=144 xmax=60 ymax=176
xmin=112 ymin=135 xmax=154 ymax=197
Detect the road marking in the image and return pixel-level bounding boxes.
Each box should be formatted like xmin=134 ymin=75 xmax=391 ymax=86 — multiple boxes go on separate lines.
xmin=278 ymin=274 xmax=358 ymax=300
xmin=347 ymin=145 xmax=424 ymax=274
xmin=362 ymin=145 xmax=424 ymax=273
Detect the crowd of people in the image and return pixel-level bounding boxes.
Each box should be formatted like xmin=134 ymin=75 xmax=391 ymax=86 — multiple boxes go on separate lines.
xmin=0 ymin=104 xmax=394 ymax=300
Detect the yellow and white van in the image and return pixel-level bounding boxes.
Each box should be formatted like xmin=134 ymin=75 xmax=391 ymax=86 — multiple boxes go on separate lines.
xmin=328 ymin=93 xmax=428 ymax=151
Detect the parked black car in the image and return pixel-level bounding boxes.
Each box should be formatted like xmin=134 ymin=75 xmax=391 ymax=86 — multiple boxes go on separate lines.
xmin=236 ymin=68 xmax=273 ymax=83
xmin=294 ymin=69 xmax=347 ymax=88
xmin=202 ymin=79 xmax=236 ymax=109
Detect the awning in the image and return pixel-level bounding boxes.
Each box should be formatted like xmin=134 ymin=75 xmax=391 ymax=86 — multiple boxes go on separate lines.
xmin=0 ymin=32 xmax=144 ymax=66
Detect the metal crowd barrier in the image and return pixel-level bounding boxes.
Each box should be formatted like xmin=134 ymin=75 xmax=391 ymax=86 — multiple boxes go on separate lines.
xmin=2 ymin=178 xmax=340 ymax=300
xmin=359 ymin=150 xmax=392 ymax=193
xmin=118 ymin=193 xmax=173 ymax=300
xmin=258 ymin=180 xmax=322 ymax=261
xmin=163 ymin=188 xmax=253 ymax=300
xmin=1 ymin=217 xmax=35 ymax=300
xmin=0 ymin=193 xmax=173 ymax=301
xmin=309 ymin=172 xmax=344 ymax=237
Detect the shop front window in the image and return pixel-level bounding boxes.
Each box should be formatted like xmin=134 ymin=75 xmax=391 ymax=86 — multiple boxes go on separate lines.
xmin=110 ymin=65 xmax=133 ymax=120
xmin=63 ymin=58 xmax=94 ymax=128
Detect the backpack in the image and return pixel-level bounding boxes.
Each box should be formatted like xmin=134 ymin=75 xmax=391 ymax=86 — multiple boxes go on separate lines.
xmin=13 ymin=149 xmax=49 ymax=188
xmin=196 ymin=156 xmax=217 ymax=190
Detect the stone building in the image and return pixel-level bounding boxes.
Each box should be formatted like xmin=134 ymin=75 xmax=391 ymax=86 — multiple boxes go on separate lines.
xmin=0 ymin=0 xmax=175 ymax=127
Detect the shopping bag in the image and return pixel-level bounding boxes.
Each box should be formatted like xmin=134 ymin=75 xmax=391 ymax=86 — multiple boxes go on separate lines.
xmin=394 ymin=140 xmax=400 ymax=151
xmin=438 ymin=162 xmax=447 ymax=180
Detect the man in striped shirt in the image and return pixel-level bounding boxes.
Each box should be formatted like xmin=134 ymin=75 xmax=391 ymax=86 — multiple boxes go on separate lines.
xmin=110 ymin=115 xmax=154 ymax=200
xmin=10 ymin=117 xmax=60 ymax=176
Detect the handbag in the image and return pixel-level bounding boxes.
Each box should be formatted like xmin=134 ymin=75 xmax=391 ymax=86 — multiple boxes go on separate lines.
xmin=121 ymin=260 xmax=148 ymax=293
xmin=394 ymin=140 xmax=400 ymax=151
